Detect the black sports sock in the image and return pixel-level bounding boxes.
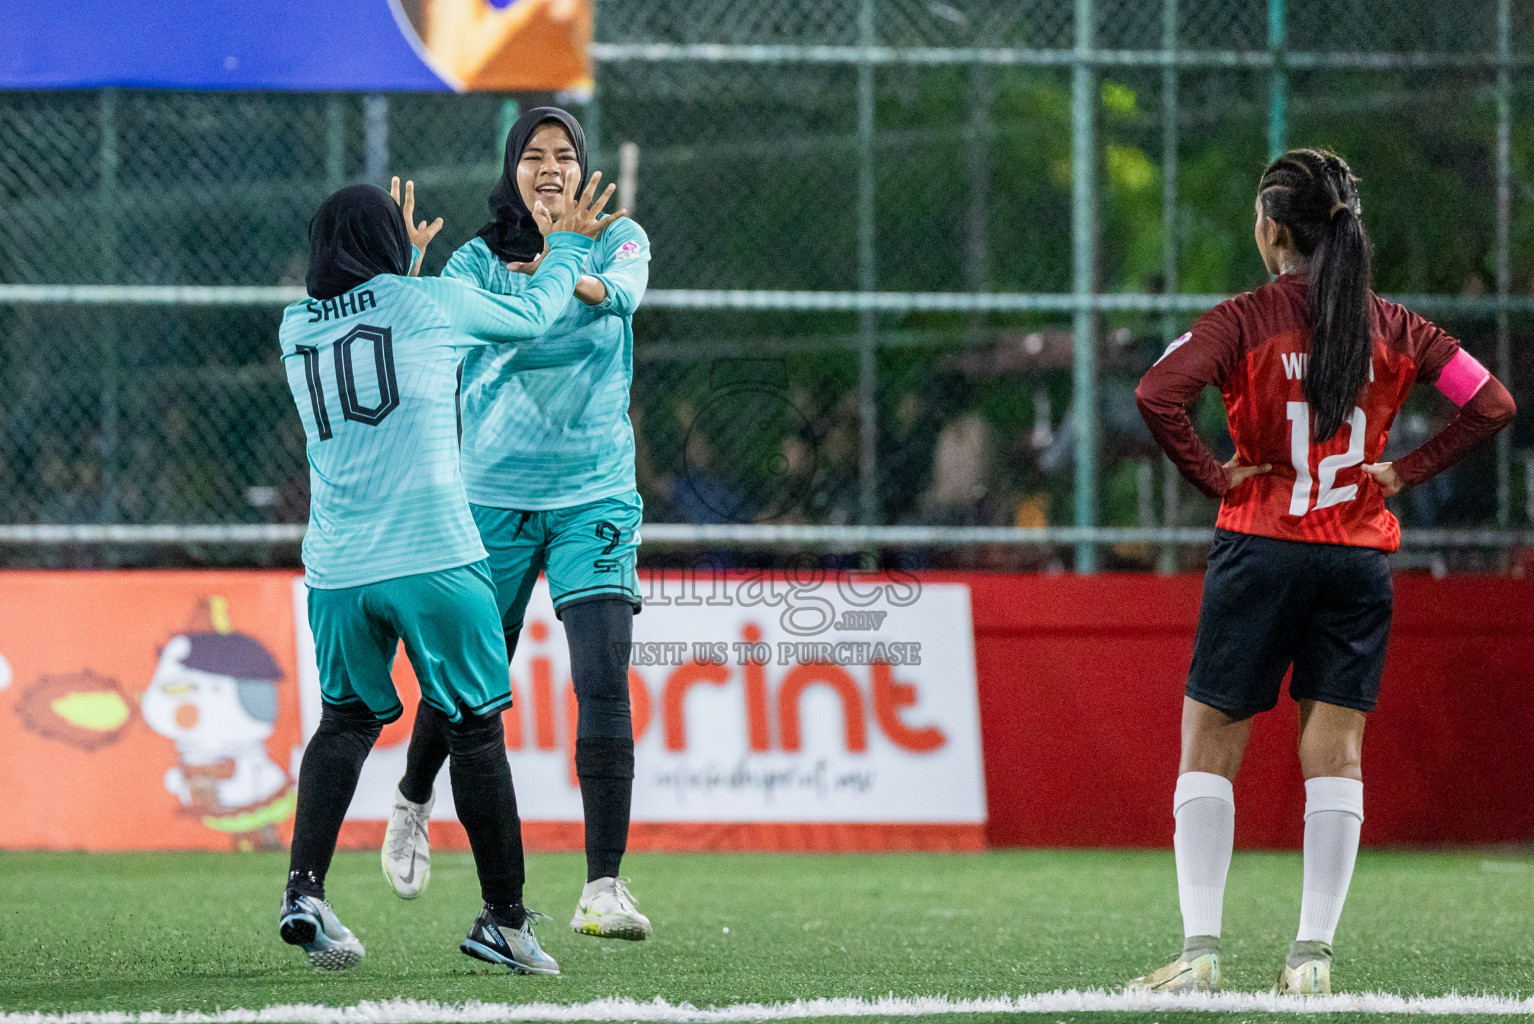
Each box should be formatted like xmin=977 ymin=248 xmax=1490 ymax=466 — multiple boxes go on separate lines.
xmin=446 ymin=709 xmax=526 ymax=909
xmin=398 ymin=628 xmax=522 ymax=805
xmin=575 ymin=739 xmax=634 ymax=881
xmin=288 ymin=701 xmax=383 ymax=897
xmin=398 ymin=700 xmax=451 ymax=805
xmin=562 ymin=598 xmax=636 ymax=882
xmin=486 ymin=901 xmax=529 ymax=930
xmin=287 ymin=869 xmax=324 ymax=900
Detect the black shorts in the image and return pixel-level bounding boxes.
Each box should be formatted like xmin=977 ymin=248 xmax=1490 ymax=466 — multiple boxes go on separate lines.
xmin=1185 ymin=529 xmax=1393 ymax=720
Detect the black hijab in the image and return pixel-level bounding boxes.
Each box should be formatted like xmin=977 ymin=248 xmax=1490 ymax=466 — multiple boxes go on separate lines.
xmin=475 ymin=106 xmax=588 ymax=263
xmin=306 ymin=184 xmax=411 ymax=300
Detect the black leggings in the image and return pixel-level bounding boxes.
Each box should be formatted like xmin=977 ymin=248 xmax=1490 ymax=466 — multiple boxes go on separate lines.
xmin=444 ymin=707 xmax=526 ymax=909
xmin=399 ymin=597 xmax=635 ymax=882
xmin=289 ymin=701 xmax=382 ymax=896
xmin=291 ymin=701 xmax=525 ymax=909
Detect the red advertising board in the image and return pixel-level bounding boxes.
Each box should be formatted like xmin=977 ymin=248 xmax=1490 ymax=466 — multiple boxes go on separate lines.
xmin=964 ymin=573 xmax=1534 ymax=848
xmin=1 ymin=570 xmax=1530 ymax=852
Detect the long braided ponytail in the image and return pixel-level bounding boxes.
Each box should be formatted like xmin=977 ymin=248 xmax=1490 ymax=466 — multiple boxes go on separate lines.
xmin=1257 ymin=149 xmax=1374 ymax=442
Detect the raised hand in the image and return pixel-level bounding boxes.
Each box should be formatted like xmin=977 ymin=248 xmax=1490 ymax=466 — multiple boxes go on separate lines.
xmin=1361 ymin=461 xmax=1404 ymax=496
xmin=390 ymin=176 xmax=445 ymax=276
xmin=506 ymin=254 xmax=542 ymax=276
xmin=1223 ymin=454 xmax=1272 ymax=490
xmin=530 ymin=198 xmax=556 ymax=240
xmin=549 ymin=168 xmax=628 ymax=239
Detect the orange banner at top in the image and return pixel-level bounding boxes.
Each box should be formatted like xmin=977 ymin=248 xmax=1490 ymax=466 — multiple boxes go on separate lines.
xmin=397 ymin=0 xmax=593 ymax=93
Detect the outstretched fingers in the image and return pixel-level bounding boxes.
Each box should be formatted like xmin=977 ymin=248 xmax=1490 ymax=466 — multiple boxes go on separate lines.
xmin=590 ymin=183 xmax=618 ymax=218
xmin=547 ymin=170 xmax=628 ymax=237
xmin=532 ymin=199 xmax=554 ymax=236
xmin=402 ymin=180 xmax=418 ymax=227
xmin=578 ymin=170 xmax=603 ymax=212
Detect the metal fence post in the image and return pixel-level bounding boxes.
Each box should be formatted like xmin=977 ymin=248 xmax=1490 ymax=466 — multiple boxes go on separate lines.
xmin=364 ymin=94 xmax=389 ymax=184
xmin=1495 ymin=0 xmax=1512 ymax=528
xmin=965 ymin=64 xmax=991 ymax=346
xmin=325 ymin=96 xmax=345 ymax=192
xmin=1072 ymin=0 xmax=1099 ymax=572
xmin=98 ymin=89 xmax=119 ymax=527
xmin=856 ymin=0 xmax=879 ymax=529
xmin=500 ymin=98 xmax=520 ymax=156
xmin=1158 ymin=0 xmax=1181 ymax=574
xmin=584 ymin=87 xmax=602 ymax=147
xmin=1268 ymin=0 xmax=1286 ymax=162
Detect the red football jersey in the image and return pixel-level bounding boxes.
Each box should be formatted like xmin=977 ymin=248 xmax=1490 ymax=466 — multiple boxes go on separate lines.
xmin=1136 ymin=273 xmax=1465 ymax=551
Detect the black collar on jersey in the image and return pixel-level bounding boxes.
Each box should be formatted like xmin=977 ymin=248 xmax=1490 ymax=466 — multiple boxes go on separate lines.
xmin=306 ymin=184 xmax=412 ymax=300
xmin=475 ymin=106 xmax=588 ymax=263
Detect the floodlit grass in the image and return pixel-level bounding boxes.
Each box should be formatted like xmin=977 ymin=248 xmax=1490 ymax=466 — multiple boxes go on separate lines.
xmin=1 ymin=849 xmax=1531 ymax=1022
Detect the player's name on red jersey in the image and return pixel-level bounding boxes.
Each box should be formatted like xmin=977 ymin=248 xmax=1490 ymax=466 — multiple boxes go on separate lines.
xmin=1278 ymin=352 xmax=1376 ymax=384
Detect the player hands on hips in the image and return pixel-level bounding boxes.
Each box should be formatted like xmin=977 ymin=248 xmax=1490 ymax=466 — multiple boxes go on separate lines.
xmin=382 ymin=107 xmax=652 ymax=943
xmin=277 ymin=171 xmax=626 ymax=974
xmin=1125 ymin=150 xmax=1513 ymax=996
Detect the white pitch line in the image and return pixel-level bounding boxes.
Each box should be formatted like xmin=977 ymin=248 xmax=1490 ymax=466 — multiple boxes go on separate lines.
xmin=5 ymin=991 xmax=1534 ymax=1023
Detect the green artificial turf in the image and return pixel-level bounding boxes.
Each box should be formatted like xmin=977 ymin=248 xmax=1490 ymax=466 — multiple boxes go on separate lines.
xmin=0 ymin=849 xmax=1531 ymax=1022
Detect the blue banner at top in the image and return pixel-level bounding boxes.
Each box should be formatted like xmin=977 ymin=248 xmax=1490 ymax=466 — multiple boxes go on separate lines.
xmin=0 ymin=0 xmax=592 ymax=93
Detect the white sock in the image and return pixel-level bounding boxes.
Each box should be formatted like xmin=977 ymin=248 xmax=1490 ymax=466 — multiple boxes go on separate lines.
xmin=1296 ymin=776 xmax=1364 ymax=944
xmin=1174 ymin=771 xmax=1235 ymax=942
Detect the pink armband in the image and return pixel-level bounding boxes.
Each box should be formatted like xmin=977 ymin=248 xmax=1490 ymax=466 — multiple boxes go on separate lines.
xmin=1435 ymin=348 xmax=1491 ymax=407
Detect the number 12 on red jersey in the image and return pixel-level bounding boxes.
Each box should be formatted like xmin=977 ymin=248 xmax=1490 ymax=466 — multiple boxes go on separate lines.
xmin=1286 ymin=402 xmax=1367 ymax=517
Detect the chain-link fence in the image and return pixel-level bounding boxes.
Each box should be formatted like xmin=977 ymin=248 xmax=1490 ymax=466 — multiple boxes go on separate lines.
xmin=2 ymin=0 xmax=1532 ymax=570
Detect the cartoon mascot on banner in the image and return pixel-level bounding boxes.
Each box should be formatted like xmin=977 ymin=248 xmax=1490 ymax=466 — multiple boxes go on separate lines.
xmin=140 ymin=597 xmax=296 ymax=850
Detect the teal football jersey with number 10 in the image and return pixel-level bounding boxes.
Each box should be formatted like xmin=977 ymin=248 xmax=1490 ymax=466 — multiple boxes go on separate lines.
xmin=278 ymin=232 xmax=595 ymax=590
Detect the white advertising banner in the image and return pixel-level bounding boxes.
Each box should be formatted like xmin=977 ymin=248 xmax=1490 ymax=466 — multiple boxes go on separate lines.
xmin=293 ymin=572 xmax=984 ymax=833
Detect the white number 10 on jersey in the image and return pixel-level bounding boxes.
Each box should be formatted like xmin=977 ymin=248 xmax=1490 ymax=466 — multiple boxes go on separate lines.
xmin=1286 ymin=402 xmax=1367 ymax=517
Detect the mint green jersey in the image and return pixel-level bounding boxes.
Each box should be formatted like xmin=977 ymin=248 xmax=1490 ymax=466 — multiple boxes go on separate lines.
xmin=279 ymin=232 xmax=595 ymax=590
xmin=444 ymin=218 xmax=649 ymax=510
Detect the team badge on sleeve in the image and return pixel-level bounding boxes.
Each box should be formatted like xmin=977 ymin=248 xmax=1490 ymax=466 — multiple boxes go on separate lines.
xmin=1155 ymin=331 xmax=1192 ymax=365
xmin=613 ymin=240 xmax=642 ymax=262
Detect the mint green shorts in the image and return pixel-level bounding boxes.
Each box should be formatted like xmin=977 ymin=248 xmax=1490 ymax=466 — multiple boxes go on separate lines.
xmin=306 ymin=560 xmax=511 ymax=723
xmin=470 ymin=489 xmax=642 ymax=635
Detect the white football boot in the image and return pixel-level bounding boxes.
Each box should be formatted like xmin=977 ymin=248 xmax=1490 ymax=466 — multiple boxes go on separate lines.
xmin=570 ymin=876 xmax=652 ymax=940
xmin=382 ymin=786 xmax=433 ymax=899
xmin=1274 ymin=957 xmax=1331 ymax=995
xmin=1274 ymin=941 xmax=1333 ymax=995
xmin=1124 ymin=952 xmax=1220 ymax=993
